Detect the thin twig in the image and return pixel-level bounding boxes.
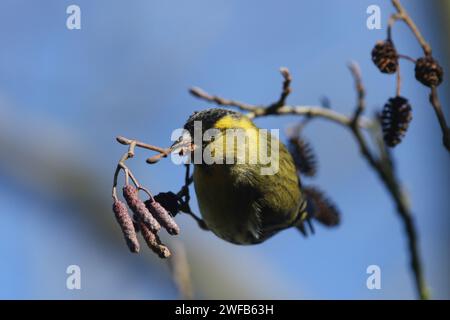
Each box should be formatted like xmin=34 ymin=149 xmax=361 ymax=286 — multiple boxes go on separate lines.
xmin=189 ymin=86 xmax=371 ymax=128
xmin=189 ymin=87 xmax=258 ymax=112
xmin=429 ymin=87 xmax=450 ymax=150
xmin=396 ymin=63 xmax=402 ymax=97
xmin=389 ymin=0 xmax=449 ymax=152
xmin=398 ymin=54 xmax=416 ymax=63
xmin=349 ymin=62 xmax=365 ymax=123
xmin=267 ymin=67 xmax=292 ymax=112
xmin=116 ymin=136 xmax=168 ymax=154
xmin=113 ymin=138 xmax=169 ymax=200
xmin=391 ymin=0 xmax=432 ymax=56
xmin=387 ymin=13 xmax=402 ymax=42
xmin=347 ymin=64 xmax=428 ymax=299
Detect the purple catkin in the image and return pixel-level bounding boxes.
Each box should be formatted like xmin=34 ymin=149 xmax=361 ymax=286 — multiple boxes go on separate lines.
xmin=145 ymin=199 xmax=180 ymax=235
xmin=112 ymin=200 xmax=140 ymax=253
xmin=139 ymin=223 xmax=171 ymax=259
xmin=122 ymin=185 xmax=161 ymax=233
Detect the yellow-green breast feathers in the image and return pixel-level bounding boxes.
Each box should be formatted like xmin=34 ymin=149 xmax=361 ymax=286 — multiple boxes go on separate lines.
xmin=191 ymin=111 xmax=303 ymax=244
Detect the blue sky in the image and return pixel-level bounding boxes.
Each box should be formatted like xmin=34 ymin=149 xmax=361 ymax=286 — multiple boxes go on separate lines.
xmin=0 ymin=0 xmax=448 ymax=299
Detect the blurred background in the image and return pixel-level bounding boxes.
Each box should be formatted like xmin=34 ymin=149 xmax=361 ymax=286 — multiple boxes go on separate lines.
xmin=0 ymin=0 xmax=448 ymax=299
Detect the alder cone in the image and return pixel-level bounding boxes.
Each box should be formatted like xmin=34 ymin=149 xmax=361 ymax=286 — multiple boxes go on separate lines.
xmin=415 ymin=56 xmax=443 ymax=87
xmin=287 ymin=136 xmax=317 ymax=177
xmin=304 ymin=187 xmax=340 ymax=227
xmin=381 ymin=96 xmax=413 ymax=147
xmin=371 ymin=40 xmax=399 ymax=74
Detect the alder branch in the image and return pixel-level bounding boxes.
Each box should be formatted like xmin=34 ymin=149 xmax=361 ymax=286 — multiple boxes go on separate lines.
xmin=189 ymin=83 xmax=370 ymax=128
xmin=347 ymin=63 xmax=428 ymax=300
xmin=109 ymin=0 xmax=444 ymax=300
xmin=190 ymin=64 xmax=429 ymax=299
xmin=112 ymin=137 xmax=202 ymax=297
xmin=429 ymin=87 xmax=450 ymax=150
xmin=391 ymin=0 xmax=432 ymax=56
xmin=389 ymin=0 xmax=449 ymax=152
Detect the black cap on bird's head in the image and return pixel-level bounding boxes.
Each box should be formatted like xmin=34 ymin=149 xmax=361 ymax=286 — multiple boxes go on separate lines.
xmin=171 ymin=108 xmax=243 ymax=153
xmin=183 ymin=108 xmax=241 ymax=137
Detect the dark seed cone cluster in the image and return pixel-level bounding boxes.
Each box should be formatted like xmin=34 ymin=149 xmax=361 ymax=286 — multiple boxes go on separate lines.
xmin=415 ymin=56 xmax=443 ymax=87
xmin=304 ymin=186 xmax=340 ymax=227
xmin=371 ymin=40 xmax=399 ymax=74
xmin=123 ymin=185 xmax=161 ymax=233
xmin=288 ymin=136 xmax=317 ymax=177
xmin=145 ymin=198 xmax=180 ymax=235
xmin=112 ymin=200 xmax=140 ymax=253
xmin=381 ymin=96 xmax=413 ymax=147
xmin=154 ymin=192 xmax=181 ymax=216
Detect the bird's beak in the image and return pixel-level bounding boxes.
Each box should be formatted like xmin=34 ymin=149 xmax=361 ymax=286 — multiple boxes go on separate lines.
xmin=171 ymin=131 xmax=196 ymax=156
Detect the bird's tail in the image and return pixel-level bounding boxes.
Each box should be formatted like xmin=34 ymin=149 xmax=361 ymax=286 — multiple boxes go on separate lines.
xmin=295 ymin=186 xmax=341 ymax=237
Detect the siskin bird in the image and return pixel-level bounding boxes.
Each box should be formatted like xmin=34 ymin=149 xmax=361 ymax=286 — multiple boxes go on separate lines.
xmin=173 ymin=108 xmax=324 ymax=245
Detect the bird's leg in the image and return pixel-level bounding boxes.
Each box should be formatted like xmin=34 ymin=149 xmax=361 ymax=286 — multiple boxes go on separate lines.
xmin=177 ymin=164 xmax=209 ymax=231
xmin=306 ymin=218 xmax=315 ymax=235
xmin=182 ymin=204 xmax=209 ymax=231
